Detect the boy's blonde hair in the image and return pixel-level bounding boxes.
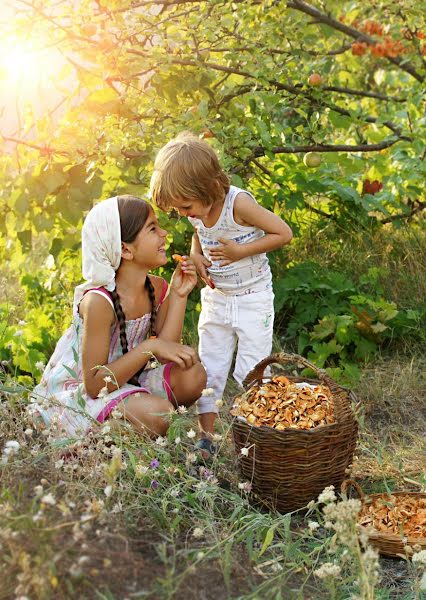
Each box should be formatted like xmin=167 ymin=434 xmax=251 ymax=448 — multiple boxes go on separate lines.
xmin=150 ymin=132 xmax=230 ymax=211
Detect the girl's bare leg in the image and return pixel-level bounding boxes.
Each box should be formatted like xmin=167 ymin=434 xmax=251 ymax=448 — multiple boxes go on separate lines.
xmin=168 ymin=362 xmax=207 ymax=408
xmin=117 ymin=393 xmax=174 ymax=437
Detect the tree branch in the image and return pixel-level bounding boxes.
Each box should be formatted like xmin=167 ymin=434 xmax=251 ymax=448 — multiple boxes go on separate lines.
xmin=164 ymin=57 xmax=410 ymax=139
xmin=1 ymin=135 xmax=69 ymax=156
xmin=287 ymin=0 xmax=424 ymax=83
xmin=251 ymin=140 xmax=402 ymax=156
xmin=380 ymin=200 xmax=426 ymax=224
xmin=323 ymin=86 xmax=405 ymax=103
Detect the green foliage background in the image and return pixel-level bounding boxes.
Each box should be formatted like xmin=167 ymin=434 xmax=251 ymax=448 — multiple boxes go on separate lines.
xmin=1 ymin=0 xmax=425 ymax=383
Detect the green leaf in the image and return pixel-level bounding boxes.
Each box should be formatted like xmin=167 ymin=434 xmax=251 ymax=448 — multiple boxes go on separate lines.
xmin=259 ymin=526 xmax=275 ymax=557
xmin=17 ymin=230 xmax=32 ymax=251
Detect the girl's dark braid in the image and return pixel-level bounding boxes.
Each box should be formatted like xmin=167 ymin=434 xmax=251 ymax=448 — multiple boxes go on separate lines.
xmin=145 ymin=276 xmax=157 ymax=338
xmin=110 ymin=278 xmax=157 ymax=386
xmin=110 ymin=288 xmax=140 ymax=386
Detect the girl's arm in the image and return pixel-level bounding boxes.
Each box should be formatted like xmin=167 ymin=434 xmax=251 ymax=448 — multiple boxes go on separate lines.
xmin=152 ymin=260 xmax=198 ymax=343
xmin=80 ymin=293 xmax=198 ymax=397
xmin=208 ymin=192 xmax=293 ymax=266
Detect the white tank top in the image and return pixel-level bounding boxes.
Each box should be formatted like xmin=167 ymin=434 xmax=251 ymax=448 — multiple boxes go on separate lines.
xmin=188 ymin=186 xmax=272 ymax=294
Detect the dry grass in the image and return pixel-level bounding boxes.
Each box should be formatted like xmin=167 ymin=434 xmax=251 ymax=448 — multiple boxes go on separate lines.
xmin=1 ymin=352 xmax=425 ymax=599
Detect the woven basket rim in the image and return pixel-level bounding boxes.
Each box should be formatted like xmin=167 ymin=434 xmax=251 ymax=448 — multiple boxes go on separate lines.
xmin=361 ymin=526 xmax=426 ymax=545
xmin=232 ymin=372 xmax=356 ymax=434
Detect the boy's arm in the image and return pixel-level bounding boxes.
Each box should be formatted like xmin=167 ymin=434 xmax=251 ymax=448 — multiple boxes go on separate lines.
xmin=208 ymin=193 xmax=293 ymax=266
xmin=190 ymin=232 xmax=203 ymax=256
xmin=190 ymin=232 xmax=215 ymax=288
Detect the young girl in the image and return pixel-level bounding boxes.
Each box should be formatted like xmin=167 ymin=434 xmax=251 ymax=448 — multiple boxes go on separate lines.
xmin=32 ymin=195 xmax=207 ymax=439
xmin=150 ymin=132 xmax=293 ymax=458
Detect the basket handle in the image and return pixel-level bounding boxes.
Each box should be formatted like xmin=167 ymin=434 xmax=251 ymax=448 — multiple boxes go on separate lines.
xmin=341 ymin=479 xmax=365 ymax=502
xmin=243 ymin=352 xmax=335 ymax=389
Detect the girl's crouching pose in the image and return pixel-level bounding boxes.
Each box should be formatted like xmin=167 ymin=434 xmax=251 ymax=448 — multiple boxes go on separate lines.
xmin=32 ymin=195 xmax=206 ymax=439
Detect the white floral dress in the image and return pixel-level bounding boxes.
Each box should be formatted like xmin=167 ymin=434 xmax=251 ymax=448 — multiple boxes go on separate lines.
xmin=32 ymin=282 xmax=173 ymax=439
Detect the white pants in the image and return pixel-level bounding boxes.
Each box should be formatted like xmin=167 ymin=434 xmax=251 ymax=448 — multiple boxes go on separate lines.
xmin=197 ymin=286 xmax=274 ymax=414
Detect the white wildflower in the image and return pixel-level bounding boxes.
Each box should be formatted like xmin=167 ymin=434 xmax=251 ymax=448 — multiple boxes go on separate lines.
xmin=186 ymin=429 xmax=196 ymax=439
xmin=111 ymin=409 xmax=122 ymax=419
xmin=196 ymin=480 xmax=209 ymax=492
xmin=215 ymin=399 xmax=224 ymax=408
xmin=174 ymin=436 xmax=181 ymax=445
xmin=318 ymin=485 xmax=336 ymax=504
xmin=18 ymin=320 xmax=27 ymax=326
xmin=314 ymin=562 xmax=341 ymax=579
xmin=196 ymin=551 xmax=205 ymax=560
xmin=135 ymin=465 xmax=149 ymax=477
xmin=103 ymin=375 xmax=112 ymax=383
xmin=192 ymin=527 xmax=204 ymax=539
xmin=54 ymin=459 xmax=64 ymax=469
xmin=24 ymin=428 xmax=33 ymax=436
xmin=104 ymin=485 xmax=113 ymax=498
xmin=238 ymin=482 xmax=252 ymax=493
xmin=33 ymin=485 xmax=43 ymax=497
xmin=4 ymin=440 xmax=20 ymax=453
xmin=201 ymin=388 xmax=214 ymax=397
xmin=170 ymin=489 xmax=180 ymax=497
xmin=186 ymin=452 xmax=197 ymax=463
xmin=412 ymin=550 xmax=426 ymax=569
xmin=15 ymin=330 xmax=24 ymax=337
xmin=155 ymin=436 xmax=167 ymax=447
xmin=308 ymin=521 xmax=320 ymax=531
xmin=35 ymin=361 xmax=45 ymax=371
xmin=212 ymin=433 xmax=223 ymax=442
xmin=41 ymin=493 xmax=56 ymax=506
xmin=101 ymin=424 xmax=111 ymax=434
xmin=177 ymin=405 xmax=188 ymax=414
xmin=98 ymin=385 xmax=109 ymax=398
xmin=240 ymin=447 xmax=250 ymax=457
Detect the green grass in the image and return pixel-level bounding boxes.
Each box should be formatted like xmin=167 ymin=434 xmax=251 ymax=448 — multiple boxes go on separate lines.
xmin=1 ymin=220 xmax=425 ymax=599
xmin=1 ymin=352 xmax=425 ymax=600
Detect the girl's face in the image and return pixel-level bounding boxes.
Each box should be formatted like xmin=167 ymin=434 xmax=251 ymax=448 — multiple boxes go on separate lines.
xmin=122 ymin=209 xmax=168 ymax=268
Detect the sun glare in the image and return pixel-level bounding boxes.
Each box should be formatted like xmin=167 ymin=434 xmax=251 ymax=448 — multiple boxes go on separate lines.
xmin=1 ymin=38 xmax=45 ymax=84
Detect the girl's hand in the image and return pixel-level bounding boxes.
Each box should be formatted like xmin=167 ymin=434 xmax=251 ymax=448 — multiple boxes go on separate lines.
xmin=209 ymin=238 xmax=243 ymax=266
xmin=148 ymin=338 xmax=199 ymax=369
xmin=170 ymin=256 xmax=197 ymax=297
xmin=190 ymin=252 xmax=215 ymax=289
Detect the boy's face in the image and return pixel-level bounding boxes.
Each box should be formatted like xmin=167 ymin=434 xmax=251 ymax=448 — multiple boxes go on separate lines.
xmin=171 ymin=197 xmax=212 ymax=220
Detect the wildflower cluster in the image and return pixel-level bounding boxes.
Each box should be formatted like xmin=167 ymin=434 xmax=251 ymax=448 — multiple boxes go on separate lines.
xmin=311 ymin=485 xmax=380 ymax=599
xmin=1 ymin=440 xmax=20 ymax=464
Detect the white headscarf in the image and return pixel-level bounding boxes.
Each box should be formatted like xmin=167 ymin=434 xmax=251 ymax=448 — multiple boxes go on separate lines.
xmin=73 ymin=197 xmax=122 ymax=313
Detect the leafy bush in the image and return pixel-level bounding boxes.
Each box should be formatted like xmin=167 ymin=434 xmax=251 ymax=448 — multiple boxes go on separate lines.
xmin=0 ymin=273 xmax=70 ymax=385
xmin=274 ymin=262 xmax=422 ymax=382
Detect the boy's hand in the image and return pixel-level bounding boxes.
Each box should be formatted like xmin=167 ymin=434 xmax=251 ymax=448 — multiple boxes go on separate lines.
xmin=209 ymin=238 xmax=242 ymax=266
xmin=190 ymin=252 xmax=215 ymax=289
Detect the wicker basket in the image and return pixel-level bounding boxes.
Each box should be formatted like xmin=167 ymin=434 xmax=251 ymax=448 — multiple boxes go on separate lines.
xmin=231 ymin=352 xmax=359 ymax=513
xmin=342 ymin=479 xmax=426 ymax=558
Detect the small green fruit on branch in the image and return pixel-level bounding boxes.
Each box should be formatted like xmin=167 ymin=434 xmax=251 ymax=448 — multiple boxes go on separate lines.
xmin=303 ymin=152 xmax=322 ymax=167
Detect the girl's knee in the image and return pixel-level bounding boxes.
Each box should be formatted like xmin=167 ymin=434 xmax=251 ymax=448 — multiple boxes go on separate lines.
xmin=184 ymin=362 xmax=207 ymax=398
xmin=117 ymin=393 xmax=173 ymax=437
xmin=150 ymin=415 xmax=169 ymax=437
xmin=194 ymin=361 xmax=208 ymax=391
